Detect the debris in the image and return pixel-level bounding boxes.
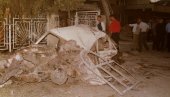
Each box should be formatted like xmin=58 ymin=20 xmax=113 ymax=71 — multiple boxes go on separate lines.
xmin=80 ymin=50 xmax=139 ymax=95
xmin=50 ymin=68 xmax=68 ymax=85
xmin=0 ymin=80 xmax=12 ymax=88
xmin=108 ymin=95 xmax=115 ymax=97
xmin=15 ymin=73 xmax=41 ymax=82
xmin=0 ymin=25 xmax=138 ymax=95
xmin=36 ymin=25 xmax=106 ymax=50
xmin=0 ymin=59 xmax=23 ymax=85
xmin=0 ymin=60 xmax=8 ymax=70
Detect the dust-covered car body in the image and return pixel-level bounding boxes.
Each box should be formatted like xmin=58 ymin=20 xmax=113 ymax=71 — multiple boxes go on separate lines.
xmin=0 ymin=25 xmax=138 ymax=95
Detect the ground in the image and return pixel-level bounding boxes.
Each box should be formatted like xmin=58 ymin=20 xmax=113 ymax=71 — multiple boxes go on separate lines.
xmin=0 ymin=41 xmax=170 ymax=97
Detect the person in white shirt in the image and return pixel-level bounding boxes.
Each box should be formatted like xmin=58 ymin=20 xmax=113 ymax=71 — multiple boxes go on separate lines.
xmin=96 ymin=15 xmax=106 ymax=32
xmin=129 ymin=23 xmax=140 ymax=51
xmin=137 ymin=18 xmax=150 ymax=51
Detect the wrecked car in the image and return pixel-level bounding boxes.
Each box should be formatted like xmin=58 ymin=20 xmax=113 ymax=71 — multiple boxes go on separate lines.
xmin=0 ymin=25 xmax=138 ymax=95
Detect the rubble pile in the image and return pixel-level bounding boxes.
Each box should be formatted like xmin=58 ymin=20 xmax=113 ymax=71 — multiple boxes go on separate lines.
xmin=0 ymin=41 xmax=84 ymax=85
xmin=0 ymin=25 xmax=138 ymax=95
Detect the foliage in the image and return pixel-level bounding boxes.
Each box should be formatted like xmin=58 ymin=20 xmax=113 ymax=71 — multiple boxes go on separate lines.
xmin=57 ymin=0 xmax=85 ymax=11
xmin=0 ymin=0 xmax=85 ymax=17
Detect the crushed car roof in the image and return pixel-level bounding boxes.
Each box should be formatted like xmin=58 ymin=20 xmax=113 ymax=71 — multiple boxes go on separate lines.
xmin=37 ymin=25 xmax=106 ymax=50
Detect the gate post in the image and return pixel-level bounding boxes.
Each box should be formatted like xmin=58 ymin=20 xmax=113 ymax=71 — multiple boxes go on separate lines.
xmin=75 ymin=12 xmax=78 ymax=25
xmin=8 ymin=15 xmax=12 ymax=52
xmin=8 ymin=23 xmax=12 ymax=52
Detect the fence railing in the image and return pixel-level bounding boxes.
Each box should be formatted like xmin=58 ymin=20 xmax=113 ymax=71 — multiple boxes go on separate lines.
xmin=0 ymin=18 xmax=47 ymax=52
xmin=0 ymin=18 xmax=8 ymax=51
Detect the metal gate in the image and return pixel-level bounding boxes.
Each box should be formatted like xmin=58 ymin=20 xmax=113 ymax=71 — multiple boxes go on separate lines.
xmin=75 ymin=11 xmax=100 ymax=27
xmin=13 ymin=18 xmax=47 ymax=49
xmin=0 ymin=18 xmax=47 ymax=52
xmin=0 ymin=18 xmax=8 ymax=51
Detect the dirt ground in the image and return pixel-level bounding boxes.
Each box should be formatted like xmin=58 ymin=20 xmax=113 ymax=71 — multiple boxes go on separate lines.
xmin=0 ymin=41 xmax=170 ymax=97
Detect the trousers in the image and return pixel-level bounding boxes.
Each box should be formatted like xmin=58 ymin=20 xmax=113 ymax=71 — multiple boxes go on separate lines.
xmin=139 ymin=32 xmax=149 ymax=51
xmin=111 ymin=33 xmax=120 ymax=50
xmin=132 ymin=34 xmax=139 ymax=50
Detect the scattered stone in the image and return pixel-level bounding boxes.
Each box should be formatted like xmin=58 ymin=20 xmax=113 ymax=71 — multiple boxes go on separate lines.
xmin=0 ymin=37 xmax=121 ymax=88
xmin=50 ymin=68 xmax=68 ymax=85
xmin=0 ymin=59 xmax=23 ymax=85
xmin=0 ymin=60 xmax=8 ymax=71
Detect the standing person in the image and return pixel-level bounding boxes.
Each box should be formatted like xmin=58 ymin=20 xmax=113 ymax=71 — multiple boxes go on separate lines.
xmin=166 ymin=20 xmax=170 ymax=52
xmin=96 ymin=15 xmax=106 ymax=32
xmin=137 ymin=18 xmax=150 ymax=52
xmin=129 ymin=23 xmax=140 ymax=51
xmin=152 ymin=18 xmax=158 ymax=50
xmin=108 ymin=15 xmax=121 ymax=49
xmin=147 ymin=19 xmax=152 ymax=42
xmin=155 ymin=18 xmax=166 ymax=51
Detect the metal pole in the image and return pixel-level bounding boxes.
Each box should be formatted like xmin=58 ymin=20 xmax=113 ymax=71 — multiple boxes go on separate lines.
xmin=9 ymin=23 xmax=12 ymax=52
xmin=75 ymin=12 xmax=78 ymax=25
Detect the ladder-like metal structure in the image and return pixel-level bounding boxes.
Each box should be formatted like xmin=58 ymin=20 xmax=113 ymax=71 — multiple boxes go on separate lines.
xmin=80 ymin=50 xmax=139 ymax=95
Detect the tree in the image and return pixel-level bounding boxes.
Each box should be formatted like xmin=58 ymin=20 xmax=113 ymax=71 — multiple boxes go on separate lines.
xmin=57 ymin=0 xmax=85 ymax=18
xmin=0 ymin=0 xmax=85 ymax=17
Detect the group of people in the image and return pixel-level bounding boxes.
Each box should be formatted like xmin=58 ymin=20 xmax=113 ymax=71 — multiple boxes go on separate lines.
xmin=129 ymin=18 xmax=170 ymax=52
xmin=96 ymin=15 xmax=170 ymax=52
xmin=152 ymin=18 xmax=170 ymax=52
xmin=129 ymin=18 xmax=150 ymax=52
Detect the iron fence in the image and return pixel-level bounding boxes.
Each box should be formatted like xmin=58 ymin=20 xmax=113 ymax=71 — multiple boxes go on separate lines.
xmin=0 ymin=18 xmax=47 ymax=52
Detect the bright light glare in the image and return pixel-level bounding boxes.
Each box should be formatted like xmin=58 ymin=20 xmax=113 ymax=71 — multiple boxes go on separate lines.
xmin=150 ymin=0 xmax=161 ymax=3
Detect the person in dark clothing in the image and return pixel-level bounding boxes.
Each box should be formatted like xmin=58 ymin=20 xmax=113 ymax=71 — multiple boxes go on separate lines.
xmin=166 ymin=20 xmax=170 ymax=52
xmin=155 ymin=18 xmax=166 ymax=51
xmin=152 ymin=19 xmax=158 ymax=50
xmin=97 ymin=15 xmax=105 ymax=32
